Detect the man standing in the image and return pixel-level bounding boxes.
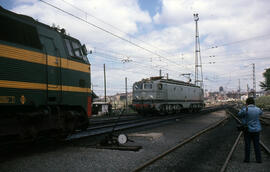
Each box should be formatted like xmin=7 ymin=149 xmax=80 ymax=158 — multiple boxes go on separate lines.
xmin=238 ymin=97 xmax=263 ymax=163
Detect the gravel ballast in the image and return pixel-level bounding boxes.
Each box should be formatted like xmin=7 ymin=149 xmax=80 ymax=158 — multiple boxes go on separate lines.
xmin=0 ymin=110 xmax=242 ymax=172
xmin=141 ymin=117 xmax=240 ymax=172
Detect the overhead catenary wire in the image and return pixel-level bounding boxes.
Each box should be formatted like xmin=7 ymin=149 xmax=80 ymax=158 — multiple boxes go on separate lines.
xmin=92 ymin=50 xmax=183 ymax=78
xmin=202 ymin=33 xmax=270 ymax=51
xmin=182 ymin=56 xmax=270 ymax=67
xmin=59 ymin=0 xmax=181 ymax=59
xmin=39 ymin=0 xmax=269 ymax=93
xmin=166 ymin=33 xmax=270 ymax=58
xmin=40 ymin=0 xmax=183 ymax=68
xmin=91 ymin=54 xmax=166 ymax=78
xmin=61 ymin=0 xmax=270 ymax=68
xmin=97 ymin=48 xmax=194 ymax=75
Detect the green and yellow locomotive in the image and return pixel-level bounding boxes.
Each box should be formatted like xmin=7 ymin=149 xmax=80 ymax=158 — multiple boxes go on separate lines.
xmin=0 ymin=7 xmax=91 ymax=139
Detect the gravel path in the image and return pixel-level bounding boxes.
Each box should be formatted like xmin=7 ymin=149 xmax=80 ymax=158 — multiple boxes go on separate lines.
xmin=141 ymin=117 xmax=239 ymax=172
xmin=226 ymin=136 xmax=270 ymax=172
xmin=225 ymin=113 xmax=270 ymax=172
xmin=261 ymin=125 xmax=270 ymax=151
xmin=0 ymin=111 xmax=227 ymax=172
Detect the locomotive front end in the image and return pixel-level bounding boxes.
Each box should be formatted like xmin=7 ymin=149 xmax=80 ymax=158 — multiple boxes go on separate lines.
xmin=132 ymin=80 xmax=157 ymax=114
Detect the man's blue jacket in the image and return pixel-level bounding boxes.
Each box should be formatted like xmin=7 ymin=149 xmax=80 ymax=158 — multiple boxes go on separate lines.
xmin=238 ymin=104 xmax=263 ymax=132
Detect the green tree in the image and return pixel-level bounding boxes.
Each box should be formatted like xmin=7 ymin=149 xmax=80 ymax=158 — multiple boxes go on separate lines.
xmin=260 ymin=68 xmax=270 ymax=91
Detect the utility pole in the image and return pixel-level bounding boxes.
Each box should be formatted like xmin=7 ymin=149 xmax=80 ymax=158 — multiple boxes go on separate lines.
xmin=125 ymin=77 xmax=128 ymax=111
xmin=193 ymin=13 xmax=203 ymax=88
xmin=181 ymin=53 xmax=184 ymax=64
xmin=103 ymin=64 xmax=106 ymax=102
xmin=252 ymin=63 xmax=256 ymax=97
xmin=238 ymin=79 xmax=241 ymax=99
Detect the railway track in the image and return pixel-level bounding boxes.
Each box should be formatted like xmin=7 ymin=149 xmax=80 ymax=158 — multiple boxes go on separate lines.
xmin=89 ymin=113 xmax=140 ymax=125
xmin=131 ymin=108 xmax=270 ymax=172
xmin=0 ymin=106 xmax=228 ymax=164
xmin=88 ymin=105 xmax=224 ymax=125
xmin=133 ymin=116 xmax=229 ymax=171
xmin=220 ymin=109 xmax=270 ymax=172
xmin=2 ymin=105 xmax=254 ymax=171
xmin=68 ymin=105 xmax=227 ymax=141
xmin=0 ymin=106 xmax=225 ymax=148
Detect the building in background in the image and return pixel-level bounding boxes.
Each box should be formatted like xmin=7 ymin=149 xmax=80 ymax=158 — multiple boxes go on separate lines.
xmin=107 ymin=92 xmax=133 ymax=109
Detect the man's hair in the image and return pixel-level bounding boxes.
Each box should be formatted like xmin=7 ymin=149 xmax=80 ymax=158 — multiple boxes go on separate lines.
xmin=246 ymin=97 xmax=255 ymax=105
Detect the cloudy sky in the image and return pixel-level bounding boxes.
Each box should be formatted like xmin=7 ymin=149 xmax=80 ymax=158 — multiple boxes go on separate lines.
xmin=1 ymin=0 xmax=270 ymax=96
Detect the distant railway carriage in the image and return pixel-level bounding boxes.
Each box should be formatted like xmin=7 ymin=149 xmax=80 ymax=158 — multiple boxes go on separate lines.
xmin=0 ymin=7 xmax=91 ymax=139
xmin=132 ymin=77 xmax=204 ymax=114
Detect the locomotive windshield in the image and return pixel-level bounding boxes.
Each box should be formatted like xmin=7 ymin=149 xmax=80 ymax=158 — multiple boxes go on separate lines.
xmin=72 ymin=41 xmax=82 ymax=57
xmin=64 ymin=38 xmax=89 ymax=63
xmin=143 ymin=83 xmax=152 ymax=89
xmin=134 ymin=82 xmax=143 ymax=90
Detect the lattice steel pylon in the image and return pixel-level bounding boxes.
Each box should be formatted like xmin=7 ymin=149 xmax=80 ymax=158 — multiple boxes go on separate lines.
xmin=193 ymin=13 xmax=203 ymax=88
xmin=252 ymin=63 xmax=256 ymax=97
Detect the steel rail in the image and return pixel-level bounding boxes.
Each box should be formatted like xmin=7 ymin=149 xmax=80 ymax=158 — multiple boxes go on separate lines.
xmin=67 ymin=114 xmax=188 ymax=140
xmin=226 ymin=109 xmax=270 ymax=155
xmin=87 ymin=117 xmax=159 ymax=130
xmin=133 ymin=116 xmax=229 ymax=172
xmin=220 ymin=131 xmax=242 ymax=172
xmin=261 ymin=116 xmax=270 ymax=120
xmin=89 ymin=114 xmax=139 ymax=123
xmin=259 ymin=140 xmax=270 ymax=155
xmin=89 ymin=105 xmax=224 ymax=125
xmin=69 ymin=106 xmax=226 ymax=140
xmin=259 ymin=118 xmax=270 ymax=126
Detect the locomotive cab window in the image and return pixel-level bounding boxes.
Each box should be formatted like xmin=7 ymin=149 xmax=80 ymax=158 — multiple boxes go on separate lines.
xmin=143 ymin=83 xmax=152 ymax=89
xmin=158 ymin=84 xmax=163 ymax=90
xmin=72 ymin=41 xmax=82 ymax=57
xmin=134 ymin=83 xmax=142 ymax=90
xmin=65 ymin=39 xmax=74 ymax=56
xmin=64 ymin=38 xmax=84 ymax=60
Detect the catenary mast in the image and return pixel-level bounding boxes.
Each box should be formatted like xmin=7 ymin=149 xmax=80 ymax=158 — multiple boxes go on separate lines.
xmin=193 ymin=13 xmax=203 ymax=88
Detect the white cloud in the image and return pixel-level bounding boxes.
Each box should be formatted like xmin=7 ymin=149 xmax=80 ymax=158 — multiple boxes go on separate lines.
xmin=4 ymin=0 xmax=270 ymax=95
xmin=152 ymin=0 xmax=270 ymax=92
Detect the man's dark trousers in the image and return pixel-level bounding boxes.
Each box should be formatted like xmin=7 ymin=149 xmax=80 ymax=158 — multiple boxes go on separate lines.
xmin=244 ymin=131 xmax=262 ymax=162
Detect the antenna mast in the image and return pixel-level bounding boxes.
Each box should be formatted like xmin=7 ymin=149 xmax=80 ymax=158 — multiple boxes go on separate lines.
xmin=193 ymin=13 xmax=203 ymax=88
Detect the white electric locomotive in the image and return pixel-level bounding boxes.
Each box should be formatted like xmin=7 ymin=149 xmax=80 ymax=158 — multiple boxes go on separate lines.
xmin=132 ymin=76 xmax=204 ymax=114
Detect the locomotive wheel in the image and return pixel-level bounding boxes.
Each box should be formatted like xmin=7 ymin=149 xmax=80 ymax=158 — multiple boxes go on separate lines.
xmin=175 ymin=105 xmax=182 ymax=113
xmin=188 ymin=107 xmax=194 ymax=113
xmin=162 ymin=105 xmax=168 ymax=115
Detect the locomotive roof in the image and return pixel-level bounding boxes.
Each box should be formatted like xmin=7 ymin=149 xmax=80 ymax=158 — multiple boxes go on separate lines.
xmin=0 ymin=6 xmax=34 ymax=22
xmin=0 ymin=6 xmax=80 ymax=42
xmin=139 ymin=76 xmax=200 ymax=88
xmin=160 ymin=79 xmax=199 ymax=87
